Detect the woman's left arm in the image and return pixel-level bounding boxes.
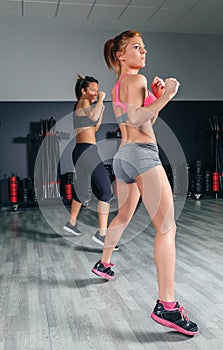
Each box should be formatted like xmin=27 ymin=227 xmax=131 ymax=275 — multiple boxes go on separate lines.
xmin=82 ymin=92 xmax=106 ymax=122
xmin=151 ymin=76 xmax=165 ymax=98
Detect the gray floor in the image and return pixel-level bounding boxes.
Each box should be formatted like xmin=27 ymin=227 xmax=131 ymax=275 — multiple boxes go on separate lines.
xmin=0 ymin=197 xmax=223 ymax=350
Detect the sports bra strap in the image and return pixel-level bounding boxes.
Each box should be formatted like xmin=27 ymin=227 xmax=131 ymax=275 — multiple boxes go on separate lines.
xmin=114 ymin=74 xmax=130 ymax=115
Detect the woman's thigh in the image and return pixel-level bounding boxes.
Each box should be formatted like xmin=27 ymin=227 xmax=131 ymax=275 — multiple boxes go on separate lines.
xmin=136 ymin=165 xmax=175 ymax=233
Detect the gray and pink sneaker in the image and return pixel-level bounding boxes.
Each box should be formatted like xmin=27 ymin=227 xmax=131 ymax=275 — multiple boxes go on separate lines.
xmin=91 ymin=260 xmax=115 ymax=280
xmin=151 ymin=300 xmax=199 ymax=336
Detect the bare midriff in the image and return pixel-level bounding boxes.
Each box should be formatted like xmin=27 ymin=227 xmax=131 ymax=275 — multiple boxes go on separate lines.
xmin=75 ymin=126 xmax=97 ymax=144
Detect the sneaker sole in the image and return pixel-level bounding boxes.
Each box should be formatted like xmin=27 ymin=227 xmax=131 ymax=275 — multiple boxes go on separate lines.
xmin=92 ymin=235 xmax=104 ymax=246
xmin=63 ymin=226 xmax=81 ymax=236
xmin=91 ymin=268 xmax=115 ymax=280
xmin=151 ymin=313 xmax=199 ymax=336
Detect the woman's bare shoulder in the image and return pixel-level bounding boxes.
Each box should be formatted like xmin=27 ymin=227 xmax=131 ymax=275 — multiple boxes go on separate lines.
xmin=127 ymin=74 xmax=147 ymax=86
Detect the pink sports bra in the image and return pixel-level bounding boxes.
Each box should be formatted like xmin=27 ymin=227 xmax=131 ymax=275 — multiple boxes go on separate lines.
xmin=113 ymin=74 xmax=156 ymax=124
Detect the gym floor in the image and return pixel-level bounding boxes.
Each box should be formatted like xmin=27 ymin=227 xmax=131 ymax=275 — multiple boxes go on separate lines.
xmin=0 ymin=197 xmax=222 ymax=350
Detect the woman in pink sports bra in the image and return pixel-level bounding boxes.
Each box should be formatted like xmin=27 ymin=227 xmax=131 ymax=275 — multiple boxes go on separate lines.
xmin=113 ymin=72 xmax=158 ymax=146
xmin=91 ymin=30 xmax=198 ymax=336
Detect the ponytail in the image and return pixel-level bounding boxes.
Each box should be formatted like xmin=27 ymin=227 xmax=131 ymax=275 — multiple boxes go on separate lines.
xmin=104 ymin=39 xmax=120 ymax=75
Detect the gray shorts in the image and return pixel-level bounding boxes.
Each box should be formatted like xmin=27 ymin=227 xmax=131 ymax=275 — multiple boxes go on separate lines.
xmin=113 ymin=143 xmax=161 ymax=184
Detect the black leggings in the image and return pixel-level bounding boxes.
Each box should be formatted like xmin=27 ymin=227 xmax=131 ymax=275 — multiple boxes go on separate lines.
xmin=72 ymin=143 xmax=113 ymax=203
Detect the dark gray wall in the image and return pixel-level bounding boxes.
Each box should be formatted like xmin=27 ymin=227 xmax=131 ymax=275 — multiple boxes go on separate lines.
xmin=1 ymin=100 xmax=222 ymax=204
xmin=1 ymin=100 xmax=222 ymax=176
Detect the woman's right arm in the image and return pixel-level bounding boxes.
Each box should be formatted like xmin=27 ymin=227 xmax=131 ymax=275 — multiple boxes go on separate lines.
xmin=126 ymin=75 xmax=180 ymax=128
xmin=83 ymin=91 xmax=106 ymax=122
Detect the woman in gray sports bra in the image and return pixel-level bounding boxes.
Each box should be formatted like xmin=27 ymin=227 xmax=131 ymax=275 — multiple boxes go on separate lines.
xmin=63 ymin=75 xmax=118 ymax=250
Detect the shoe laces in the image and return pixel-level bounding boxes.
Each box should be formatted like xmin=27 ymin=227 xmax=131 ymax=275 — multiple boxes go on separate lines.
xmin=179 ymin=306 xmax=189 ymax=321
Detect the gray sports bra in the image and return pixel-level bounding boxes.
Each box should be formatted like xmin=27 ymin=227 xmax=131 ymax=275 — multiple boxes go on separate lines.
xmin=73 ymin=102 xmax=97 ymax=128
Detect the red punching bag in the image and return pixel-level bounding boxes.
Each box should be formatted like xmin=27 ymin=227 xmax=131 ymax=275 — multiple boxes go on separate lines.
xmin=8 ymin=176 xmax=19 ymax=204
xmin=212 ymin=172 xmax=219 ymax=192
